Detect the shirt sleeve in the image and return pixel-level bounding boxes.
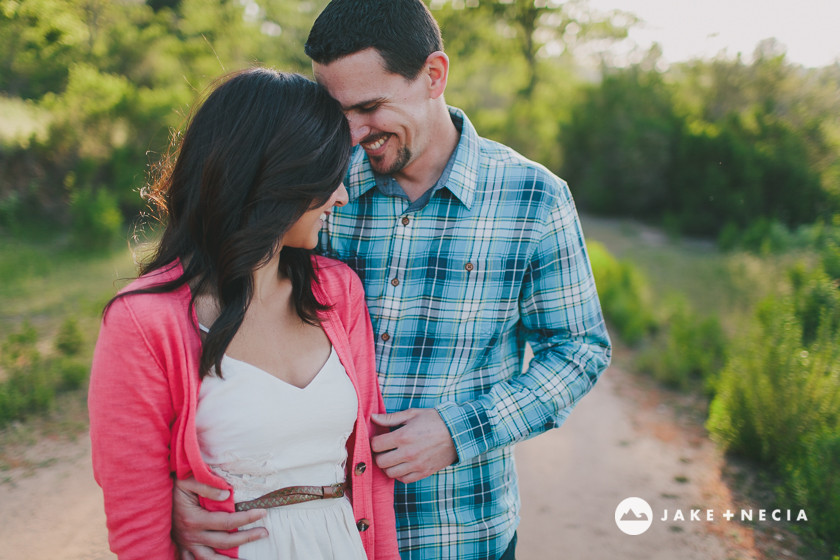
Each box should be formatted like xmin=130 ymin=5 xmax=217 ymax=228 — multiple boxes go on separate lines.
xmin=88 ymin=298 xmax=179 ymax=559
xmin=436 ymin=178 xmax=612 ymax=463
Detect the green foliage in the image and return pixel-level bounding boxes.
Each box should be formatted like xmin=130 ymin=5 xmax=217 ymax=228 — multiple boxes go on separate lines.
xmin=55 ymin=317 xmax=83 ymax=356
xmin=562 ymin=66 xmax=681 ymax=220
xmin=708 ymin=296 xmax=839 ymax=465
xmin=0 ymin=322 xmax=53 ymax=424
xmin=636 ymin=295 xmax=727 ymax=391
xmin=787 ymin=430 xmax=840 ymax=552
xmin=69 ymin=185 xmax=123 ymax=249
xmin=587 ymin=240 xmax=655 ymax=344
xmin=0 ymin=320 xmax=91 ymax=426
xmin=707 ymin=259 xmax=840 ymax=549
xmin=562 ymin=55 xmax=839 ymax=238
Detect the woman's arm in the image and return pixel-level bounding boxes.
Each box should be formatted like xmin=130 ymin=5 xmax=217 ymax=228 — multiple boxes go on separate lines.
xmin=88 ymin=297 xmax=179 ymax=559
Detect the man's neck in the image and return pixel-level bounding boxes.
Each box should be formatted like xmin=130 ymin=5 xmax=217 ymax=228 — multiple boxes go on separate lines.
xmin=393 ymin=107 xmax=460 ymax=202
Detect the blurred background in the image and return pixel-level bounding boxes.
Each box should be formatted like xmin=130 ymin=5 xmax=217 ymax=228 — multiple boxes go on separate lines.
xmin=0 ymin=0 xmax=838 ymax=557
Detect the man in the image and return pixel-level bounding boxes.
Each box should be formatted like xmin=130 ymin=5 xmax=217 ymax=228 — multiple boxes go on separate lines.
xmin=173 ymin=1 xmax=611 ymax=558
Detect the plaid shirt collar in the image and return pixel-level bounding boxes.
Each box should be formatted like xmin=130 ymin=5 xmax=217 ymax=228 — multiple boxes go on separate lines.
xmin=345 ymin=106 xmax=479 ymax=210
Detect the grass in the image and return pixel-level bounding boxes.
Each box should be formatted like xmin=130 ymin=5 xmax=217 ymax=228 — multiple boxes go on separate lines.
xmin=0 ymin=232 xmax=139 ymax=351
xmin=580 ymin=214 xmax=797 ymax=334
xmin=0 ymin=229 xmax=139 ymax=428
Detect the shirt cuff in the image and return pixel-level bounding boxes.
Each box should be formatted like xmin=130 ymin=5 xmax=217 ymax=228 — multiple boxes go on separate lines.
xmin=435 ymin=401 xmax=492 ymax=464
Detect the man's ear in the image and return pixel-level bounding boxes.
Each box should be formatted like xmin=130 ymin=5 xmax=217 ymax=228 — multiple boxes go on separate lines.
xmin=425 ymin=51 xmax=449 ymax=100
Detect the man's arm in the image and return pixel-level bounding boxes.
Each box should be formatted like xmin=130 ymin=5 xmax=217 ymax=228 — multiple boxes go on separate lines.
xmin=171 ymin=478 xmax=267 ymax=559
xmin=437 ymin=178 xmax=611 ymax=464
xmin=371 ymin=178 xmax=610 ymax=480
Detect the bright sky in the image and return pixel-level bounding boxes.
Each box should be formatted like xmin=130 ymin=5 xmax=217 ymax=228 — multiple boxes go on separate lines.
xmin=586 ymin=0 xmax=840 ymax=68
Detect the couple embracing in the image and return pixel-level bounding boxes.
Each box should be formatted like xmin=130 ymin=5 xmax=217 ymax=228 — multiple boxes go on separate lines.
xmin=89 ymin=1 xmax=611 ymax=559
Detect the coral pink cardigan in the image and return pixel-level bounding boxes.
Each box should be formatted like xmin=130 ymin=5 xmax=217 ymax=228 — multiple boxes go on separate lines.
xmin=89 ymin=256 xmax=398 ymax=560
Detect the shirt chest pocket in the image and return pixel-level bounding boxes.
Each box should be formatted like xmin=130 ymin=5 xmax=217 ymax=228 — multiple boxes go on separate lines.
xmin=422 ymin=257 xmax=522 ymax=337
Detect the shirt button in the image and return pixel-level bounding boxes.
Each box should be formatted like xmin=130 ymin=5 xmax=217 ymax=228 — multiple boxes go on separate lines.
xmin=356 ymin=519 xmax=371 ymax=532
xmin=401 ymin=216 xmax=410 ymax=226
xmin=465 ymin=262 xmax=474 ymax=271
xmin=391 ymin=278 xmax=400 ymax=286
xmin=381 ymin=333 xmax=390 ymax=342
xmin=354 ymin=462 xmax=367 ymax=476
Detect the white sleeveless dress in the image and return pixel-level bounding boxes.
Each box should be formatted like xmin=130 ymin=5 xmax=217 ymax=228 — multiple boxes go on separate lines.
xmin=195 ymin=345 xmax=368 ymax=560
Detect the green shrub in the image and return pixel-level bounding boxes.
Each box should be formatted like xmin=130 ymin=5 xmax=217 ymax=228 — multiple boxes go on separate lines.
xmin=55 ymin=317 xmax=84 ymax=356
xmin=707 ymin=296 xmax=840 ymax=467
xmin=588 ymin=240 xmax=656 ymax=345
xmin=69 ymin=186 xmax=123 ymax=250
xmin=787 ymin=430 xmax=840 ymax=552
xmin=636 ymin=296 xmax=727 ymax=391
xmin=0 ymin=321 xmax=91 ymax=426
xmin=0 ymin=322 xmax=55 ymax=424
xmin=55 ymin=358 xmax=89 ymax=391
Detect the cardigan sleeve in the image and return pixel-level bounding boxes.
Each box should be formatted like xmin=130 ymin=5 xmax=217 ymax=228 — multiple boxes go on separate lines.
xmin=343 ymin=270 xmax=400 ymax=560
xmin=88 ymin=297 xmax=179 ymax=559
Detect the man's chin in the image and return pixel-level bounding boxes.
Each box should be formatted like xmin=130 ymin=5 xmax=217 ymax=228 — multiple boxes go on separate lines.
xmin=366 ymin=148 xmax=411 ymax=176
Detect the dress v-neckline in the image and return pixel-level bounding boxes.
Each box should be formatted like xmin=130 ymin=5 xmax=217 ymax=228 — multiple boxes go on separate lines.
xmin=198 ymin=322 xmax=336 ymax=390
xmin=221 ymin=347 xmax=336 ymax=391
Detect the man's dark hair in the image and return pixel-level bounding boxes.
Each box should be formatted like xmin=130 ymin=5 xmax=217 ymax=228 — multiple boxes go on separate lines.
xmin=305 ymin=0 xmax=443 ymax=80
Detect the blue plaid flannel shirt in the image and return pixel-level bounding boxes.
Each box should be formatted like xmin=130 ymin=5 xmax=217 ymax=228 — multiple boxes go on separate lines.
xmin=318 ymin=107 xmax=611 ymax=559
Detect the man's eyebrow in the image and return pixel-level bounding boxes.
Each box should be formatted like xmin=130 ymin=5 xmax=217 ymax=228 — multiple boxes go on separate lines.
xmin=342 ymin=97 xmax=388 ymax=112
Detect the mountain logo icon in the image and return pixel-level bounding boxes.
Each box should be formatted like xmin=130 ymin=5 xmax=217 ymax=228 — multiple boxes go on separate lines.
xmin=620 ymin=509 xmax=649 ymax=522
xmin=615 ymin=497 xmax=653 ymax=535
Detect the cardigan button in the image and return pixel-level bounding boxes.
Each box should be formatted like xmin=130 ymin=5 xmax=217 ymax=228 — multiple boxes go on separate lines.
xmin=354 ymin=462 xmax=367 ymax=476
xmin=356 ymin=518 xmax=371 ymax=532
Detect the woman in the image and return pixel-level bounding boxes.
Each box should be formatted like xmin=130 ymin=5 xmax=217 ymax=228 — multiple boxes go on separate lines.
xmin=88 ymin=68 xmax=398 ymax=560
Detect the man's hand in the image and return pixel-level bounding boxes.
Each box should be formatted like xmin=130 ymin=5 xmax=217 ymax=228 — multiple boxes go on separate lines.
xmin=370 ymin=408 xmax=458 ymax=483
xmin=173 ymin=477 xmax=268 ymax=560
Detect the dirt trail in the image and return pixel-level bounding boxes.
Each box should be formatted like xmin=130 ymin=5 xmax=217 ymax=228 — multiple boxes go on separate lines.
xmin=0 ymin=364 xmax=771 ymax=560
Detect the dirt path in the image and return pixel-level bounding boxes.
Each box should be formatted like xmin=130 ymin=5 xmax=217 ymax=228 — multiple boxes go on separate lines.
xmin=0 ymin=364 xmax=779 ymax=560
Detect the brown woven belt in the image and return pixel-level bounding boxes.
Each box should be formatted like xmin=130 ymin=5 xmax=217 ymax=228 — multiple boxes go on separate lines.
xmin=234 ymin=483 xmax=347 ymax=512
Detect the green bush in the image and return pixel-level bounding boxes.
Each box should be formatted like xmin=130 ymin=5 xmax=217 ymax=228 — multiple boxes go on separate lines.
xmin=636 ymin=296 xmax=727 ymax=391
xmin=708 ymin=296 xmax=839 ymax=466
xmin=0 ymin=321 xmax=91 ymax=426
xmin=69 ymin=186 xmax=124 ymax=249
xmin=55 ymin=358 xmax=89 ymax=391
xmin=787 ymin=430 xmax=840 ymax=552
xmin=55 ymin=316 xmax=84 ymax=356
xmin=0 ymin=322 xmax=55 ymax=424
xmin=587 ymin=240 xmax=656 ymax=345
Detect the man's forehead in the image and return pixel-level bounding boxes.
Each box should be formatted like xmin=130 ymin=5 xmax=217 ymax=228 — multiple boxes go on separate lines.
xmin=313 ymin=56 xmax=397 ymax=110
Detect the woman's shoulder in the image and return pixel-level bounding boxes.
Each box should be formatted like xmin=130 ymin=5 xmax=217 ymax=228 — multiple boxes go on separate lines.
xmin=312 ymin=255 xmax=362 ymax=293
xmin=106 ymin=262 xmax=190 ymax=323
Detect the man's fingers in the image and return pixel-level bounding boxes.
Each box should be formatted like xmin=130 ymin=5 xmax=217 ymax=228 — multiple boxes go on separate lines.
xmin=182 ymin=509 xmax=268 ymax=533
xmin=175 ymin=477 xmax=230 ymax=502
xmin=184 ymin=524 xmax=269 ymax=551
xmin=370 ymin=431 xmax=399 ymax=454
xmin=370 ymin=409 xmax=414 ymax=427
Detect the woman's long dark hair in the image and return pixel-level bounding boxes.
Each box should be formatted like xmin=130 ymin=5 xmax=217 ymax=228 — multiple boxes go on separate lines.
xmin=109 ymin=68 xmax=351 ymax=378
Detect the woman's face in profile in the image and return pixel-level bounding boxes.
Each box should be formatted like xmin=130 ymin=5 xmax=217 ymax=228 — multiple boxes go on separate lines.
xmin=280 ymin=183 xmax=349 ymax=250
